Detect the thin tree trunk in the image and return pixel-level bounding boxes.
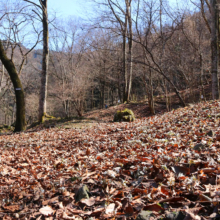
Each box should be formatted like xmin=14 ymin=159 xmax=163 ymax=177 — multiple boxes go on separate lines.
xmin=127 ymin=0 xmax=133 ymax=101
xmin=111 ymin=88 xmax=114 ymax=105
xmin=101 ymin=84 xmax=105 ymax=108
xmin=0 ymin=40 xmax=26 ymax=132
xmin=0 ymin=65 xmax=4 ymax=93
xmin=200 ymin=53 xmax=206 ymax=100
xmin=91 ymin=89 xmax=94 ymax=110
xmin=118 ymin=72 xmax=122 ymax=103
xmin=123 ymin=25 xmax=128 ymax=102
xmin=39 ymin=0 xmax=49 ymax=122
xmin=162 ymin=79 xmax=169 ymax=111
xmin=148 ymin=69 xmax=155 ymax=114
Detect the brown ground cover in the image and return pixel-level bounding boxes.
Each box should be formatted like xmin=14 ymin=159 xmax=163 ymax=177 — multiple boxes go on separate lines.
xmin=0 ymin=100 xmax=220 ymax=219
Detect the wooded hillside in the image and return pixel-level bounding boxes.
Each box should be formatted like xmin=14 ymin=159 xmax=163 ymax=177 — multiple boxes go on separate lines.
xmin=0 ymin=0 xmax=218 ymax=129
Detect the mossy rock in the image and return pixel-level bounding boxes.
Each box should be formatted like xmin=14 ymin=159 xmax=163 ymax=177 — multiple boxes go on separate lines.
xmin=113 ymin=108 xmax=135 ymax=122
xmin=74 ymin=185 xmax=90 ymax=202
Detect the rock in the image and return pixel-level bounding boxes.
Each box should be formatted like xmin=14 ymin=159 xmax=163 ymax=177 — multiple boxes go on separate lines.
xmin=136 ymin=211 xmax=155 ymax=220
xmin=74 ymin=185 xmax=90 ymax=202
xmin=206 ymin=130 xmax=213 ymax=137
xmin=113 ymin=109 xmax=135 ymax=122
xmin=165 ymin=211 xmax=185 ymax=220
xmin=193 ymin=143 xmax=205 ymax=151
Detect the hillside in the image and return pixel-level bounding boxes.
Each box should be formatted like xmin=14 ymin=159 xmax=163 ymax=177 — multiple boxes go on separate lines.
xmin=0 ymin=100 xmax=220 ymax=219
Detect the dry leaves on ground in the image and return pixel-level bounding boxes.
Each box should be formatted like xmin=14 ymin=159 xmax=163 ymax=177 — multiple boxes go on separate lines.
xmin=0 ymin=100 xmax=220 ymax=219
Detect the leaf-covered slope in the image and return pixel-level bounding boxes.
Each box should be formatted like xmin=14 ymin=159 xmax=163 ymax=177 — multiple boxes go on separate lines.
xmin=0 ymin=100 xmax=220 ymax=219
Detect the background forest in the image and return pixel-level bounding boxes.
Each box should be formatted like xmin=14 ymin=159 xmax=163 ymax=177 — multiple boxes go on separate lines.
xmin=0 ymin=0 xmax=216 ymax=129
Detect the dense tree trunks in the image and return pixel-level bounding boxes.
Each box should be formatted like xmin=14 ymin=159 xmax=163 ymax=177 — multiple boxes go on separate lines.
xmin=0 ymin=40 xmax=26 ymax=132
xmin=74 ymin=101 xmax=83 ymax=117
xmin=211 ymin=0 xmax=219 ymax=99
xmin=39 ymin=0 xmax=49 ymax=122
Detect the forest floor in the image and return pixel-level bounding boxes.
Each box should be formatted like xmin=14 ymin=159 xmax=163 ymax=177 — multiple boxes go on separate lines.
xmin=1 ymin=98 xmax=220 ymax=219
xmin=26 ymin=99 xmax=174 ymax=132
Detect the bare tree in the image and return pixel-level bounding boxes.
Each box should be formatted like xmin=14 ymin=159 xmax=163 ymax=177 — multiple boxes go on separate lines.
xmin=87 ymin=28 xmax=123 ymax=108
xmin=197 ymin=0 xmax=219 ymax=99
xmin=0 ymin=41 xmax=26 ymax=131
xmin=0 ymin=0 xmax=41 ymax=131
xmin=24 ymin=0 xmax=49 ymax=122
xmin=210 ymin=0 xmax=219 ymax=99
xmin=48 ymin=19 xmax=93 ymax=117
xmin=133 ymin=0 xmax=186 ymax=107
xmin=91 ymin=0 xmax=133 ymax=102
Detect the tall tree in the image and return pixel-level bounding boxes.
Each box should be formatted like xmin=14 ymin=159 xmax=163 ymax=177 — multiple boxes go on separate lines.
xmin=0 ymin=0 xmax=41 ymax=131
xmin=24 ymin=0 xmax=49 ymax=122
xmin=93 ymin=0 xmax=133 ymax=102
xmin=210 ymin=0 xmax=219 ymax=99
xmin=126 ymin=0 xmax=133 ymax=101
xmin=0 ymin=41 xmax=26 ymax=131
xmin=199 ymin=0 xmax=219 ymax=99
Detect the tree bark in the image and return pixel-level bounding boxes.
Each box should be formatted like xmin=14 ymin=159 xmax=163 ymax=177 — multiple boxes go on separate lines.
xmin=122 ymin=14 xmax=128 ymax=102
xmin=200 ymin=53 xmax=206 ymax=100
xmin=211 ymin=0 xmax=219 ymax=99
xmin=126 ymin=0 xmax=133 ymax=102
xmin=39 ymin=0 xmax=49 ymax=122
xmin=0 ymin=40 xmax=26 ymax=132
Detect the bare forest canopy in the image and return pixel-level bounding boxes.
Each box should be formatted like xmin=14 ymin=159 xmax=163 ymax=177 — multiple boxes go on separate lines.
xmin=0 ymin=0 xmax=218 ymax=128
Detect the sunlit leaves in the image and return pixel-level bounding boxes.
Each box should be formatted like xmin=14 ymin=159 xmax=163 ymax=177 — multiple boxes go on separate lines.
xmin=0 ymin=100 xmax=220 ymax=218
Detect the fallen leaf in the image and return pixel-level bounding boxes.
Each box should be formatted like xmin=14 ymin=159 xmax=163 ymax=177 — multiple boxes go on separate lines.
xmin=105 ymin=203 xmax=115 ymax=214
xmin=39 ymin=206 xmax=55 ymax=216
xmin=80 ymin=197 xmax=96 ymax=206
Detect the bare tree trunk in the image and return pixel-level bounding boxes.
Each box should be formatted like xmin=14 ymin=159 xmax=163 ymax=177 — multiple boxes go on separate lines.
xmin=148 ymin=69 xmax=155 ymax=114
xmin=39 ymin=0 xmax=49 ymax=122
xmin=211 ymin=0 xmax=219 ymax=99
xmin=111 ymin=88 xmax=114 ymax=105
xmin=100 ymin=84 xmax=105 ymax=109
xmin=143 ymin=56 xmax=155 ymax=115
xmin=0 ymin=65 xmax=4 ymax=93
xmin=126 ymin=0 xmax=133 ymax=102
xmin=200 ymin=53 xmax=206 ymax=100
xmin=0 ymin=40 xmax=26 ymax=132
xmin=91 ymin=89 xmax=94 ymax=110
xmin=123 ymin=18 xmax=128 ymax=102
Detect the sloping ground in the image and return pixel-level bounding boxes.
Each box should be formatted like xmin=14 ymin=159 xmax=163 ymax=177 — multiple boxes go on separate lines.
xmin=83 ymin=82 xmax=212 ymax=123
xmin=22 ymin=102 xmax=157 ymax=132
xmin=24 ymin=101 xmax=166 ymax=132
xmin=83 ymin=101 xmax=167 ymax=122
xmin=0 ymin=100 xmax=220 ymax=219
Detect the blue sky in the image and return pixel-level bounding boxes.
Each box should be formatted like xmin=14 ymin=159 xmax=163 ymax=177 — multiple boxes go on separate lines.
xmin=48 ymin=0 xmax=89 ymax=19
xmin=48 ymin=0 xmax=192 ymax=19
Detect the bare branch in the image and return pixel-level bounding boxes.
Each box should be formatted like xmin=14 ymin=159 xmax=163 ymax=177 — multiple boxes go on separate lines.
xmin=200 ymin=0 xmax=211 ymax=33
xmin=32 ymin=9 xmax=42 ymax=21
xmin=23 ymin=0 xmax=42 ymax=10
